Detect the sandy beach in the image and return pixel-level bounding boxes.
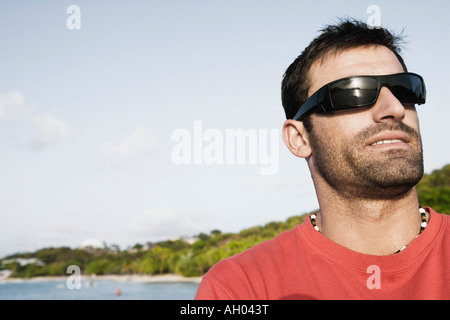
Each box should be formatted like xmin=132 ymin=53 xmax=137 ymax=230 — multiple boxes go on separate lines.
xmin=0 ymin=273 xmax=203 ymax=284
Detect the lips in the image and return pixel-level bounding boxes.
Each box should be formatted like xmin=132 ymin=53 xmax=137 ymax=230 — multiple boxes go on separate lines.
xmin=366 ymin=131 xmax=410 ymax=147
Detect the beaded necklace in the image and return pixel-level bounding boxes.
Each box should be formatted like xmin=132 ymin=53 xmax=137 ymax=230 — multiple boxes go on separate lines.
xmin=310 ymin=207 xmax=428 ymax=255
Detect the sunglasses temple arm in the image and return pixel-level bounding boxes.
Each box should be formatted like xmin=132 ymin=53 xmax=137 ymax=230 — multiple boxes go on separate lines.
xmin=293 ymin=90 xmax=323 ymax=120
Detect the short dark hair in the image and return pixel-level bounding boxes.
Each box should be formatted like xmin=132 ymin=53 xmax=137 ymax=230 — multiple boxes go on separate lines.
xmin=281 ymin=18 xmax=408 ymax=124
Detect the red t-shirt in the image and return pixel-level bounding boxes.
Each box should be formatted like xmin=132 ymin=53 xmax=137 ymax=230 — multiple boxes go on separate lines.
xmin=195 ymin=207 xmax=450 ymax=299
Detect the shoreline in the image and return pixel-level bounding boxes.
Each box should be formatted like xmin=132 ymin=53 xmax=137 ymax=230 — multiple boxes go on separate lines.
xmin=0 ymin=273 xmax=203 ymax=284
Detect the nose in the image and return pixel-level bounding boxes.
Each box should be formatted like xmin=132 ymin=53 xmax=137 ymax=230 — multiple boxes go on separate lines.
xmin=371 ymin=87 xmax=406 ymax=123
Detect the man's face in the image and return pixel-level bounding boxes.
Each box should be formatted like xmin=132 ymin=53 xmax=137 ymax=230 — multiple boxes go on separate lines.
xmin=306 ymin=45 xmax=424 ymax=199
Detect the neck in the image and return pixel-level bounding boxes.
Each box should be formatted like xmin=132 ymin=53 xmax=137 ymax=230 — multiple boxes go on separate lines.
xmin=314 ymin=186 xmax=424 ymax=255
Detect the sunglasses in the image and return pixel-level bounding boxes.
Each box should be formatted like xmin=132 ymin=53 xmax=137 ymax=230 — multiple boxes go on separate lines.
xmin=293 ymin=72 xmax=426 ymax=120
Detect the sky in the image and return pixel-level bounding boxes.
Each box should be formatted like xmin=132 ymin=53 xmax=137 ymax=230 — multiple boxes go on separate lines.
xmin=0 ymin=0 xmax=449 ymax=258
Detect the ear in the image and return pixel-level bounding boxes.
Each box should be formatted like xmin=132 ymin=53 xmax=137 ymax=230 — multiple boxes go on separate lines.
xmin=282 ymin=119 xmax=312 ymax=158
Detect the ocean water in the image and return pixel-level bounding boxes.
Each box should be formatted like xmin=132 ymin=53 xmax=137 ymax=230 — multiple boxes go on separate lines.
xmin=0 ymin=278 xmax=200 ymax=300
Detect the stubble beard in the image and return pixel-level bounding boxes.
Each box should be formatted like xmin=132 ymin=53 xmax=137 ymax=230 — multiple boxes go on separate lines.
xmin=309 ymin=121 xmax=424 ymax=200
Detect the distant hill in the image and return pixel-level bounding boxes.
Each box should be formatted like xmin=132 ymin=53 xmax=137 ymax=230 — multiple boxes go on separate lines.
xmin=1 ymin=164 xmax=449 ymax=278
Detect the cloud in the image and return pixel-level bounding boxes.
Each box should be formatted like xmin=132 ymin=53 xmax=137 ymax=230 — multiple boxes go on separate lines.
xmin=0 ymin=91 xmax=70 ymax=149
xmin=33 ymin=114 xmax=70 ymax=146
xmin=79 ymin=238 xmax=105 ymax=249
xmin=102 ymin=126 xmax=156 ymax=161
xmin=0 ymin=90 xmax=26 ymax=122
xmin=126 ymin=207 xmax=213 ymax=241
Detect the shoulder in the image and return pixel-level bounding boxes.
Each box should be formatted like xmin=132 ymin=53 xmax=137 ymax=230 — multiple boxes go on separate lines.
xmin=210 ymin=225 xmax=300 ymax=275
xmin=435 ymin=210 xmax=450 ymax=229
xmin=427 ymin=206 xmax=450 ymax=225
xmin=225 ymin=225 xmax=302 ymax=268
xmin=424 ymin=206 xmax=450 ymax=245
xmin=195 ymin=226 xmax=303 ymax=299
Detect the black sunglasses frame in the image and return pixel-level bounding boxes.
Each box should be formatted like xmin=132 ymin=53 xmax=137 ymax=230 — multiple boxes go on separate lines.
xmin=292 ymin=72 xmax=426 ymax=121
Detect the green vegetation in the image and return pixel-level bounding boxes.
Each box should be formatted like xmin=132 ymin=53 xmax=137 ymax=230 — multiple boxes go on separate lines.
xmin=0 ymin=215 xmax=310 ymax=279
xmin=416 ymin=164 xmax=450 ymax=215
xmin=1 ymin=164 xmax=449 ymax=279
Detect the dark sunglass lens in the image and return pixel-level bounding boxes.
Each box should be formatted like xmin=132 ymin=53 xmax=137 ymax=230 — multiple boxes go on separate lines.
xmin=329 ymin=77 xmax=378 ymax=109
xmin=390 ymin=74 xmax=424 ymax=102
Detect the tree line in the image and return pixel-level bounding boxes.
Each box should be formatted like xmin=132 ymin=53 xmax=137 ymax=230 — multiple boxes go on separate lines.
xmin=1 ymin=164 xmax=449 ymax=279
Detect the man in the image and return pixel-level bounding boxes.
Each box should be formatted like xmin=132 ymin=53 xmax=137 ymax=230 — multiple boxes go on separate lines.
xmin=195 ymin=19 xmax=450 ymax=299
